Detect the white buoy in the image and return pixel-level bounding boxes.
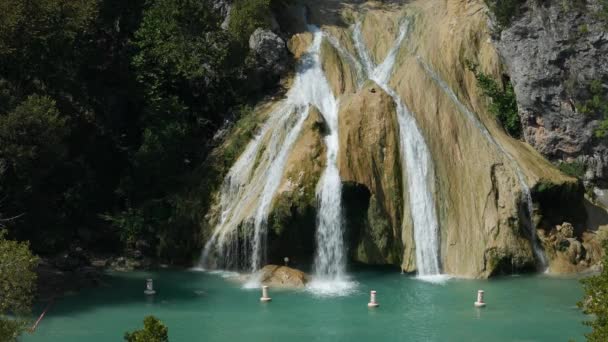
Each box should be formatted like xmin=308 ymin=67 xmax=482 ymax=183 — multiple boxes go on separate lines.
xmin=474 ymin=290 xmax=486 ymax=308
xmin=284 ymin=257 xmax=289 ymax=266
xmin=144 ymin=279 xmax=156 ymax=295
xmin=368 ymin=290 xmax=379 ymax=308
xmin=260 ymin=286 xmax=272 ymax=302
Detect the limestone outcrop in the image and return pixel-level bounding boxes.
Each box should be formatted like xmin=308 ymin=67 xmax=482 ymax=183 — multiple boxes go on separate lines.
xmin=201 ymin=0 xmax=605 ymax=278
xmin=255 ymin=265 xmax=310 ymax=288
xmin=541 ymin=223 xmax=608 ymax=273
xmin=496 ymin=0 xmax=608 ymax=185
xmin=337 ymin=82 xmax=405 ymax=266
xmin=249 ymin=28 xmax=289 ymax=84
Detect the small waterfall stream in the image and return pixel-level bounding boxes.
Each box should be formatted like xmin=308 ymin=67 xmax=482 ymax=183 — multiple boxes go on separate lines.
xmin=352 ymin=21 xmax=443 ymax=278
xmin=201 ymin=25 xmax=353 ymax=291
xmin=417 ymin=59 xmax=548 ymax=269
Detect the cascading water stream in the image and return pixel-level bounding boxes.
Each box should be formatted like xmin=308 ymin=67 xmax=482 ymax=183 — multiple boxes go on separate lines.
xmin=305 ymin=26 xmax=357 ymax=296
xmin=417 ymin=59 xmax=548 ymax=269
xmin=200 ymin=26 xmax=346 ymax=274
xmin=352 ymin=21 xmax=443 ymax=278
xmin=201 ymin=24 xmax=353 ymax=291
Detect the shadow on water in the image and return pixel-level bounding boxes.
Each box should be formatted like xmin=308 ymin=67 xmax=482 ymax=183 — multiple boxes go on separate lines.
xmin=36 ymin=269 xmax=219 ymax=317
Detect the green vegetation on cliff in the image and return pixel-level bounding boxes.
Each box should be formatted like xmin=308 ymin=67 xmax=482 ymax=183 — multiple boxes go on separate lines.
xmin=466 ymin=61 xmax=522 ymax=138
xmin=579 ymin=243 xmax=608 ymax=341
xmin=484 ymin=0 xmax=526 ymax=29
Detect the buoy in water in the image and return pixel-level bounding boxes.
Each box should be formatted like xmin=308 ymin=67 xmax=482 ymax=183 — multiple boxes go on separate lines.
xmin=260 ymin=286 xmax=272 ymax=302
xmin=368 ymin=290 xmax=379 ymax=308
xmin=144 ymin=279 xmax=156 ymax=295
xmin=474 ymin=290 xmax=486 ymax=308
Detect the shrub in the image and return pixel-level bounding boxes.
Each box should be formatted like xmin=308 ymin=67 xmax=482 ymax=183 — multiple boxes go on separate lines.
xmin=228 ymin=0 xmax=272 ymax=44
xmin=124 ymin=316 xmax=169 ymax=342
xmin=578 ymin=242 xmax=608 ymax=341
xmin=0 ymin=231 xmax=38 ymax=341
xmin=558 ymin=161 xmax=586 ymax=179
xmin=466 ymin=61 xmax=522 ymax=138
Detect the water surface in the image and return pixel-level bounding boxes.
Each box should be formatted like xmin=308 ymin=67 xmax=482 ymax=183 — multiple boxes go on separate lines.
xmin=24 ymin=269 xmax=589 ymax=341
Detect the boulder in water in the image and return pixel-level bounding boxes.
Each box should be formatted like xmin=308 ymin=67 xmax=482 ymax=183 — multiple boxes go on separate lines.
xmin=256 ymin=265 xmax=309 ymax=288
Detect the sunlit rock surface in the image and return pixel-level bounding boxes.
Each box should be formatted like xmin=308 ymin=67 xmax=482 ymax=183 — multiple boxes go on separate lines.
xmin=201 ymin=0 xmax=604 ymax=278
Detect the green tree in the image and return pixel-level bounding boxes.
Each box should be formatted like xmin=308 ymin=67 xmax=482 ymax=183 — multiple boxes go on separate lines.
xmin=228 ymin=0 xmax=272 ymax=44
xmin=124 ymin=316 xmax=169 ymax=342
xmin=0 ymin=231 xmax=38 ymax=342
xmin=578 ymin=243 xmax=608 ymax=341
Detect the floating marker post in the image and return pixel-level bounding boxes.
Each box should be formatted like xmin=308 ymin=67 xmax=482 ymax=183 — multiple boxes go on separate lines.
xmin=144 ymin=279 xmax=156 ymax=295
xmin=260 ymin=286 xmax=272 ymax=302
xmin=474 ymin=290 xmax=486 ymax=308
xmin=368 ymin=290 xmax=379 ymax=308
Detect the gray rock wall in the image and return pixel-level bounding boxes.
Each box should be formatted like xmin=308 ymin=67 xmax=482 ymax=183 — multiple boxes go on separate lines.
xmin=496 ymin=0 xmax=608 ymax=184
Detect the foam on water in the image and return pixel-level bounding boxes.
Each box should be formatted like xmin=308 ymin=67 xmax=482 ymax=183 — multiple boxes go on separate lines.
xmin=306 ymin=278 xmax=359 ymax=297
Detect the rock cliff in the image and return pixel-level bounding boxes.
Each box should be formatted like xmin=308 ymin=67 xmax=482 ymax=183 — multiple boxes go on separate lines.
xmin=496 ymin=0 xmax=608 ymax=185
xmin=201 ymin=0 xmax=607 ymax=278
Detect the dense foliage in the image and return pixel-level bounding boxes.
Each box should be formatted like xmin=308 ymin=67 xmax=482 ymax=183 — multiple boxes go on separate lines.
xmin=0 ymin=230 xmax=38 ymax=341
xmin=576 ymin=79 xmax=608 ymax=139
xmin=124 ymin=316 xmax=169 ymax=342
xmin=484 ymin=0 xmax=526 ymax=29
xmin=466 ymin=61 xmax=522 ymax=138
xmin=0 ymin=0 xmax=284 ymax=262
xmin=578 ymin=243 xmax=608 ymax=341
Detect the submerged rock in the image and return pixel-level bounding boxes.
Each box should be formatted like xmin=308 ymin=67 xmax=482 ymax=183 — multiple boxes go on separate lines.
xmin=256 ymin=265 xmax=309 ymax=288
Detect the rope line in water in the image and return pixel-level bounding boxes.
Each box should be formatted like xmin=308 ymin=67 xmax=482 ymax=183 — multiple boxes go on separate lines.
xmin=30 ymin=298 xmax=54 ymax=332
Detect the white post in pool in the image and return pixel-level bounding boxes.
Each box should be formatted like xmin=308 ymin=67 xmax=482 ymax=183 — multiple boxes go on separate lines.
xmin=144 ymin=279 xmax=156 ymax=295
xmin=474 ymin=290 xmax=486 ymax=307
xmin=368 ymin=290 xmax=379 ymax=308
xmin=260 ymin=286 xmax=272 ymax=302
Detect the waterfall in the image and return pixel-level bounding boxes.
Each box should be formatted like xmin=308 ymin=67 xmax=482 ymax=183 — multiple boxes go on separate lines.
xmin=200 ymin=26 xmax=344 ymax=274
xmin=304 ymin=26 xmax=358 ymax=296
xmin=352 ymin=21 xmax=443 ymax=278
xmin=417 ymin=58 xmax=548 ymax=269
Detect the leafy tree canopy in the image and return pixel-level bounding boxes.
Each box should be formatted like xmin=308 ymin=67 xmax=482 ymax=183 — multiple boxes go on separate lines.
xmin=124 ymin=316 xmax=169 ymax=342
xmin=0 ymin=230 xmax=38 ymax=342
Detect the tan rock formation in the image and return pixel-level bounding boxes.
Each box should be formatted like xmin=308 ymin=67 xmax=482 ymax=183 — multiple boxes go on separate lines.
xmin=256 ymin=265 xmax=310 ymax=288
xmin=204 ymin=0 xmax=593 ymax=278
xmin=338 ymin=81 xmax=407 ymax=266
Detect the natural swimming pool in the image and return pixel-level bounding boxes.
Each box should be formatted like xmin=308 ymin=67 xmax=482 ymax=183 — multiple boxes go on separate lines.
xmin=23 ymin=268 xmax=590 ymax=341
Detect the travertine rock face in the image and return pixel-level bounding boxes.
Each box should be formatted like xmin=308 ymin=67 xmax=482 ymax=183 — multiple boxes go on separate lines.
xmin=267 ymin=107 xmax=327 ymax=264
xmin=337 ymin=82 xmax=406 ymax=266
xmin=496 ymin=0 xmax=608 ymax=184
xmin=203 ymin=0 xmax=603 ymax=278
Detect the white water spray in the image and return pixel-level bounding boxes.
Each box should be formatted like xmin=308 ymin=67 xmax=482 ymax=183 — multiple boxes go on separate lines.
xmin=352 ymin=21 xmax=443 ymax=277
xmin=417 ymin=58 xmax=548 ymax=269
xmin=305 ymin=26 xmax=359 ymax=296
